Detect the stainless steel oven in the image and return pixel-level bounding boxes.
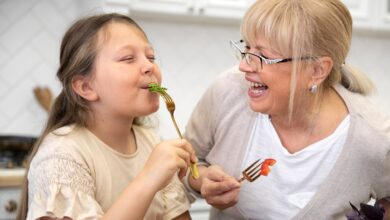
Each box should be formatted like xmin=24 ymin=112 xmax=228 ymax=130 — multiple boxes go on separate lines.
xmin=0 ymin=136 xmax=35 ymax=220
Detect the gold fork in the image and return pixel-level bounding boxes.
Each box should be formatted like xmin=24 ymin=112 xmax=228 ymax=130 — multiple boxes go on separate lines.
xmin=149 ymin=84 xmax=199 ymax=179
xmin=238 ymin=159 xmax=263 ymax=182
xmin=238 ymin=158 xmax=276 ymax=182
xmin=158 ymin=91 xmax=182 ymax=139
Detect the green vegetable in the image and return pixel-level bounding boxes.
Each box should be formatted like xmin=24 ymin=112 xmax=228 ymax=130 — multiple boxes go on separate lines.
xmin=148 ymin=83 xmax=167 ymax=93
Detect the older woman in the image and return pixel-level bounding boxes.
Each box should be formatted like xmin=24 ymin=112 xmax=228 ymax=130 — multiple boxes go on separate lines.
xmin=184 ymin=0 xmax=390 ymax=219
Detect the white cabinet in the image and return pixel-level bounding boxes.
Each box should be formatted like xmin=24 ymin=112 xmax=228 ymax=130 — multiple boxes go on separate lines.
xmin=342 ymin=0 xmax=390 ymax=31
xmin=0 ymin=187 xmax=20 ymax=220
xmin=189 ymin=199 xmax=211 ymax=220
xmin=197 ymin=0 xmax=255 ymax=19
xmin=378 ymin=0 xmax=390 ymax=29
xmin=103 ymin=0 xmax=390 ymax=31
xmin=128 ymin=0 xmax=254 ymax=19
xmin=129 ymin=0 xmax=195 ymax=15
xmin=103 ymin=0 xmax=255 ymax=20
xmin=342 ymin=0 xmax=372 ymax=29
xmin=103 ymin=0 xmax=132 ymax=14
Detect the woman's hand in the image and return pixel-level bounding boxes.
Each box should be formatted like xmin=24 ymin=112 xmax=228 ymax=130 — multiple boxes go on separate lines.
xmin=199 ymin=165 xmax=241 ymax=210
xmin=140 ymin=139 xmax=198 ymax=191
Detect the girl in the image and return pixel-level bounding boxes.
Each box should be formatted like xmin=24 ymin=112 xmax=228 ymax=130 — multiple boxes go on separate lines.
xmin=18 ymin=13 xmax=197 ymax=220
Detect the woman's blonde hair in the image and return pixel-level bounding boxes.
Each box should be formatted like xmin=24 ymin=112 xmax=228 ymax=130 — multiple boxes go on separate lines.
xmin=17 ymin=13 xmax=150 ymax=220
xmin=241 ymin=0 xmax=374 ymax=113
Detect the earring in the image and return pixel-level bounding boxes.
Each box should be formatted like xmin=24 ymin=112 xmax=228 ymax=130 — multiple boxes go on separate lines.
xmin=309 ymin=84 xmax=318 ymax=93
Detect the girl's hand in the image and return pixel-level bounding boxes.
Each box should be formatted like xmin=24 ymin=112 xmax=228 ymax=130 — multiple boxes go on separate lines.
xmin=139 ymin=139 xmax=198 ymax=191
xmin=200 ymin=165 xmax=241 ymax=210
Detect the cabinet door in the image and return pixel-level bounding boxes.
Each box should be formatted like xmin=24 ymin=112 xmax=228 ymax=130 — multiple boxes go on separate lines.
xmin=342 ymin=0 xmax=374 ymax=29
xmin=103 ymin=0 xmax=133 ymax=14
xmin=199 ymin=0 xmax=255 ymax=19
xmin=378 ymin=0 xmax=390 ymax=29
xmin=0 ymin=187 xmax=20 ymax=219
xmin=343 ymin=0 xmax=369 ymax=18
xmin=189 ymin=199 xmax=210 ymax=220
xmin=129 ymin=0 xmax=195 ymax=15
xmin=388 ymin=0 xmax=390 ymax=15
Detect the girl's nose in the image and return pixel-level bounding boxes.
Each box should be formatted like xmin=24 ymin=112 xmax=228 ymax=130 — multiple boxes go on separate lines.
xmin=141 ymin=57 xmax=154 ymax=75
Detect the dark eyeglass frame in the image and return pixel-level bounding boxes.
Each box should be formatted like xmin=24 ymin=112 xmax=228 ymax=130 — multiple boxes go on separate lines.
xmin=230 ymin=39 xmax=316 ymax=70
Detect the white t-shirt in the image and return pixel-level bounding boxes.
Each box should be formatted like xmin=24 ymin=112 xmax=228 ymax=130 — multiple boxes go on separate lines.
xmin=237 ymin=114 xmax=350 ymax=220
xmin=27 ymin=124 xmax=193 ymax=220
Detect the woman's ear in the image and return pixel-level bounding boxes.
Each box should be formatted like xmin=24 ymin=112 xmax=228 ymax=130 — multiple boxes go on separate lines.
xmin=311 ymin=56 xmax=333 ymax=86
xmin=72 ymin=75 xmax=98 ymax=101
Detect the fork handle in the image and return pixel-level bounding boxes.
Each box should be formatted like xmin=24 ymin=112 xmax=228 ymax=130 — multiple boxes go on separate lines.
xmin=238 ymin=177 xmax=246 ymax=183
xmin=169 ymin=113 xmax=199 ymax=179
xmin=169 ymin=113 xmax=184 ymax=139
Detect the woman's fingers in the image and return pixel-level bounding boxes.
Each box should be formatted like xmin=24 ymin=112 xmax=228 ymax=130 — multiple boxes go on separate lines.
xmin=200 ymin=166 xmax=241 ymax=209
xmin=206 ymin=187 xmax=240 ymax=209
xmin=203 ymin=175 xmax=240 ymax=195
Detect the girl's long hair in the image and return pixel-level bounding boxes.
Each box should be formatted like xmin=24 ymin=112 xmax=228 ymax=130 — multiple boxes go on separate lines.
xmin=17 ymin=13 xmax=149 ymax=220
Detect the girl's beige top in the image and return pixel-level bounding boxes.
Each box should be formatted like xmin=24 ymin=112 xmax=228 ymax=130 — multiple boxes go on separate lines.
xmin=27 ymin=125 xmax=193 ymax=220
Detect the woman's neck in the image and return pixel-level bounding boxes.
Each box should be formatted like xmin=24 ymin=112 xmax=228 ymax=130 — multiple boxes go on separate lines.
xmin=269 ymin=88 xmax=348 ymax=154
xmin=270 ymin=94 xmax=322 ymax=132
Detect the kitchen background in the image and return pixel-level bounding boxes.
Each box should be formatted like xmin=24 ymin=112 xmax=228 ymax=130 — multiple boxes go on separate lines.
xmin=1 ymin=0 xmax=390 ymax=138
xmin=0 ymin=0 xmax=390 ymax=219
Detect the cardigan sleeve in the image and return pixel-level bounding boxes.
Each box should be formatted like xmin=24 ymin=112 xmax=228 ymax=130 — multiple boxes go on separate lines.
xmin=372 ymin=148 xmax=390 ymax=200
xmin=184 ymin=65 xmax=245 ymax=160
xmin=184 ymin=70 xmax=231 ymax=163
xmin=185 ymin=89 xmax=215 ymax=163
xmin=182 ymin=73 xmax=221 ymax=197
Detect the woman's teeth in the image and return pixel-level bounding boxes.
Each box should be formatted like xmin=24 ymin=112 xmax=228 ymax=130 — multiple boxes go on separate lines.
xmin=250 ymin=81 xmax=267 ymax=89
xmin=251 ymin=82 xmax=261 ymax=87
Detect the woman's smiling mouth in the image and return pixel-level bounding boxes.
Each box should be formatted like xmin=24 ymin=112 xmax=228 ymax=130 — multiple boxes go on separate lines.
xmin=248 ymin=80 xmax=268 ymax=97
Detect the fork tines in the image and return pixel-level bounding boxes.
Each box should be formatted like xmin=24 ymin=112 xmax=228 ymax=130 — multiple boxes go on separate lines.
xmin=161 ymin=92 xmax=173 ymax=103
xmin=157 ymin=90 xmax=173 ymax=104
xmin=241 ymin=159 xmax=263 ymax=182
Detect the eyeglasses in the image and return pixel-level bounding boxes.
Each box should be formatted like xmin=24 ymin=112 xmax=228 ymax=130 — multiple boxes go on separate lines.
xmin=229 ymin=39 xmax=315 ymax=71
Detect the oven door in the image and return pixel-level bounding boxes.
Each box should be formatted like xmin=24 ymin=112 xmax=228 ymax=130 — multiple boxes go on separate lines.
xmin=0 ymin=186 xmax=20 ymax=219
xmin=0 ymin=135 xmax=35 ymax=219
xmin=0 ymin=135 xmax=36 ymax=169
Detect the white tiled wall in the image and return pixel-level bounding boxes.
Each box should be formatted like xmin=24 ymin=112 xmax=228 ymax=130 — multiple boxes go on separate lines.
xmin=0 ymin=0 xmax=390 ymax=138
xmin=0 ymin=1 xmax=389 ymax=137
xmin=0 ymin=0 xmax=389 ymax=219
xmin=0 ymin=0 xmax=100 ymax=135
xmin=0 ymin=0 xmax=239 ymax=137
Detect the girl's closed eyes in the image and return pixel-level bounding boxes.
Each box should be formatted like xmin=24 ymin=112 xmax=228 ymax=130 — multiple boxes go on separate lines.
xmin=120 ymin=55 xmax=135 ymax=62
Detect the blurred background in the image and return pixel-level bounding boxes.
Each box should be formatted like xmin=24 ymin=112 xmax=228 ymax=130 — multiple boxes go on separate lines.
xmin=0 ymin=0 xmax=390 ymax=218
xmin=0 ymin=0 xmax=389 ymax=139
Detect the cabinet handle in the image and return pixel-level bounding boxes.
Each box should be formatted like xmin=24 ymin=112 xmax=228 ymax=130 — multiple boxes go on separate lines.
xmin=5 ymin=200 xmax=17 ymax=213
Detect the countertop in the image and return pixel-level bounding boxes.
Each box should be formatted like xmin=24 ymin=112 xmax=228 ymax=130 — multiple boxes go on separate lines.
xmin=0 ymin=168 xmax=25 ymax=187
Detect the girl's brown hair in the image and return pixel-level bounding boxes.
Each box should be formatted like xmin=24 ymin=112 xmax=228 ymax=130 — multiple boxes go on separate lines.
xmin=17 ymin=13 xmax=148 ymax=220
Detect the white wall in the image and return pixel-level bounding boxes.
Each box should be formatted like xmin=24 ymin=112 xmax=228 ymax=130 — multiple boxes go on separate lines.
xmin=0 ymin=0 xmax=389 ymax=219
xmin=348 ymin=33 xmax=390 ymax=113
xmin=0 ymin=0 xmax=389 ymax=139
xmin=0 ymin=0 xmax=103 ymax=135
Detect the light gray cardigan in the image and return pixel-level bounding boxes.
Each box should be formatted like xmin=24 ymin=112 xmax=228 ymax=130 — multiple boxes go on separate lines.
xmin=184 ymin=66 xmax=390 ymax=220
